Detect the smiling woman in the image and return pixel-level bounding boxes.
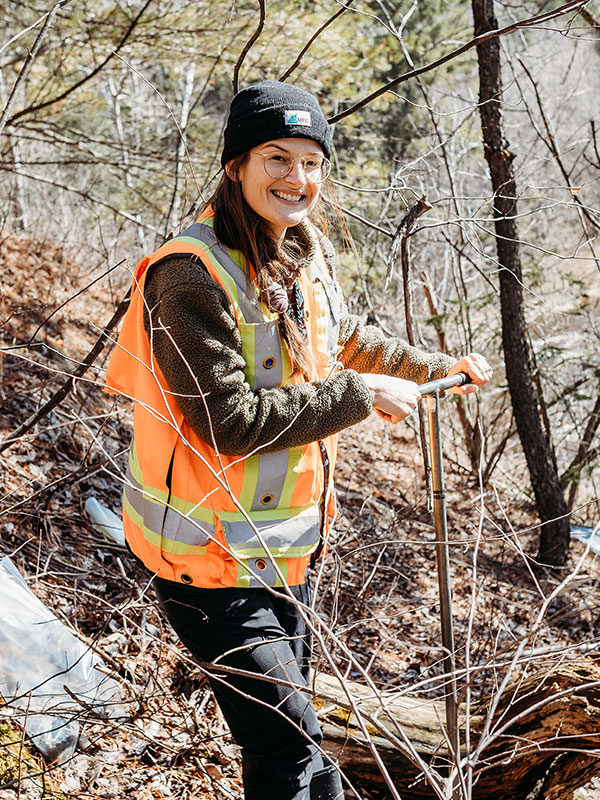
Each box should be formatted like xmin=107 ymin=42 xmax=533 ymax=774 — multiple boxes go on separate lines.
xmin=105 ymin=80 xmax=492 ymax=800
xmin=234 ymin=140 xmax=325 ymax=241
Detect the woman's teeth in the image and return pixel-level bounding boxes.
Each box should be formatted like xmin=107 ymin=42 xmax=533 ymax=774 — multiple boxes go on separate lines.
xmin=272 ymin=190 xmax=303 ymax=203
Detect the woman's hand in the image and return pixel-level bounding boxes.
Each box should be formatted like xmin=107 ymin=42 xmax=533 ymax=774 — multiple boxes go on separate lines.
xmin=361 ymin=373 xmax=421 ymax=424
xmin=447 ymin=353 xmax=493 ymax=395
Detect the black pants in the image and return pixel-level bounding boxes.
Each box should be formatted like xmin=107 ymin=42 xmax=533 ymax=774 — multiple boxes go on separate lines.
xmin=155 ymin=578 xmax=326 ymax=800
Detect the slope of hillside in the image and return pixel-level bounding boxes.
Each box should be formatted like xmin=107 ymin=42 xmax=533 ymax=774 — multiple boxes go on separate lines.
xmin=2 ymin=234 xmax=599 ymax=799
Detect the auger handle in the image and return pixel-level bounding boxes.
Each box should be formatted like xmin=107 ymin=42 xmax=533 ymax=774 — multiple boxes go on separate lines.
xmin=418 ymin=371 xmax=471 ymax=397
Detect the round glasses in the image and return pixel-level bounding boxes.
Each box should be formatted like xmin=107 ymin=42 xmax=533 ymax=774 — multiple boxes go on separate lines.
xmin=255 ymin=152 xmax=331 ymax=184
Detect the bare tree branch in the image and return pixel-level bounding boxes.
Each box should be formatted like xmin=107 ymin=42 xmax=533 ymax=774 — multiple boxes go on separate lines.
xmin=0 ymin=292 xmax=130 ymax=454
xmin=232 ymin=0 xmax=266 ymax=94
xmin=328 ymin=0 xmax=587 ymax=124
xmin=279 ymin=0 xmax=357 ymax=82
xmin=385 ymin=195 xmax=431 ymax=291
xmin=562 ymin=392 xmax=600 ymax=508
xmin=517 ymin=57 xmax=600 ymax=233
xmin=0 ymin=0 xmax=73 ymax=136
xmin=579 ymin=5 xmax=600 ymax=34
xmin=6 ymin=0 xmax=152 ymax=127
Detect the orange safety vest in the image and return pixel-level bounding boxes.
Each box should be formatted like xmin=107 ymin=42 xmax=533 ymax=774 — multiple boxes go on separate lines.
xmin=106 ymin=210 xmax=345 ymax=588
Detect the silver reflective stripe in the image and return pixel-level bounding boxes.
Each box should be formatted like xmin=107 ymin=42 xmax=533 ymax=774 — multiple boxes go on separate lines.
xmin=179 ymin=223 xmax=264 ymax=323
xmin=222 ymin=507 xmax=320 ymax=556
xmin=250 ymin=450 xmax=289 ymax=511
xmin=252 ymin=322 xmax=284 ymax=389
xmin=181 ymin=221 xmax=217 ymax=244
xmin=246 ymin=558 xmax=280 ymax=588
xmin=161 ymin=506 xmax=214 ymax=547
xmin=124 ymin=463 xmax=214 ymax=547
xmin=124 ymin=467 xmax=166 ymax=534
xmin=327 ymin=319 xmax=340 ymax=358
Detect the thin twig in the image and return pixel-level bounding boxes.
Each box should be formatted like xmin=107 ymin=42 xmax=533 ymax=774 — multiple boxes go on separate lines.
xmin=232 ymin=0 xmax=266 ymax=94
xmin=578 ymin=5 xmax=600 ymax=34
xmin=385 ymin=194 xmax=432 ymax=290
xmin=517 ymin=56 xmax=600 ymax=232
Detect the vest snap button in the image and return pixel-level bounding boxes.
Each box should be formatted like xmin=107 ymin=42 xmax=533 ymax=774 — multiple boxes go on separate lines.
xmin=181 ymin=573 xmax=193 ymax=584
xmin=254 ymin=559 xmax=267 ymax=571
xmin=260 ymin=493 xmax=273 ymax=505
xmin=263 ymin=356 xmax=276 ymax=369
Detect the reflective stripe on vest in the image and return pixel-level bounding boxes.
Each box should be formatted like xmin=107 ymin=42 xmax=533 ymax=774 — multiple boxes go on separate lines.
xmin=123 ymin=443 xmax=215 ymax=554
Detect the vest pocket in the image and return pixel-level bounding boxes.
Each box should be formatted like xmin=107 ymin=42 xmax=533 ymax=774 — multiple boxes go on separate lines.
xmin=219 ymin=505 xmax=321 ymax=560
xmin=160 ymin=505 xmax=213 ymax=548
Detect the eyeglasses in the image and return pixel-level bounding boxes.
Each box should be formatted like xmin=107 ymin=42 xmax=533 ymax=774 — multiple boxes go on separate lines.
xmin=254 ymin=152 xmax=331 ymax=184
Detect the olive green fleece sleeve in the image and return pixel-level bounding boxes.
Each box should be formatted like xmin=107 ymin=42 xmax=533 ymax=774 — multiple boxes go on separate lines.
xmin=143 ymin=257 xmax=373 ymax=457
xmin=315 ymin=230 xmax=456 ymax=382
xmin=337 ymin=315 xmax=456 ymax=383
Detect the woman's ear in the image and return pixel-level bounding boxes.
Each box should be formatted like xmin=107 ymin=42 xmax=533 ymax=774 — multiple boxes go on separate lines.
xmin=224 ymin=161 xmax=238 ymax=181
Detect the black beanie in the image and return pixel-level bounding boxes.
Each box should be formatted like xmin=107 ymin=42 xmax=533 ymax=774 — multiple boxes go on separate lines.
xmin=221 ymin=80 xmax=331 ymax=167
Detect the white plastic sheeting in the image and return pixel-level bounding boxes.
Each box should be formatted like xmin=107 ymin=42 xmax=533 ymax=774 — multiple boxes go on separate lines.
xmin=84 ymin=497 xmax=126 ymax=546
xmin=570 ymin=525 xmax=600 ymax=555
xmin=0 ymin=557 xmax=122 ymax=764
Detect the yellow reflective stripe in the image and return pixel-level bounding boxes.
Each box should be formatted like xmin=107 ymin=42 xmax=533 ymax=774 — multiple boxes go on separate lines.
xmin=128 ymin=444 xmax=168 ymax=504
xmin=233 ymin=545 xmax=317 ymax=558
xmin=199 ymin=246 xmax=246 ymax=320
xmin=250 ymin=449 xmax=289 ymax=511
xmin=279 ymin=446 xmax=304 ymax=508
xmin=248 ymin=321 xmax=287 ymax=389
xmin=220 ymin=505 xmax=320 ymax=559
xmin=313 ymin=282 xmax=330 ymax=356
xmin=124 ymin=476 xmax=214 ymax=547
xmin=175 ymin=224 xmax=271 ymax=324
xmin=218 ymin=503 xmax=314 ymax=523
xmin=238 ymin=453 xmax=259 ymax=510
xmin=240 ymin=323 xmax=257 ymax=389
xmin=123 ymin=495 xmax=209 ymax=556
xmin=176 ymin=223 xmax=277 ymax=323
xmin=163 ymin=494 xmax=215 ymax=522
xmin=227 ymin=246 xmax=248 ymax=272
xmin=238 ymin=448 xmax=295 ymax=518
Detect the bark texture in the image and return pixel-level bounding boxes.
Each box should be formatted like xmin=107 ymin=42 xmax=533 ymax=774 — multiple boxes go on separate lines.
xmin=471 ymin=0 xmax=570 ymax=566
xmin=316 ymin=659 xmax=600 ymax=799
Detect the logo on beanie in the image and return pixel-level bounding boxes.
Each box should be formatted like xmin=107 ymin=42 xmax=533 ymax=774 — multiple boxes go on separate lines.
xmin=284 ymin=110 xmax=311 ymax=126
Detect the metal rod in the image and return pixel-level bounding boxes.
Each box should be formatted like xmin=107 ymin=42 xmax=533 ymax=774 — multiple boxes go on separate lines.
xmin=425 ymin=391 xmax=460 ymax=789
xmin=419 ymin=370 xmax=471 ymax=397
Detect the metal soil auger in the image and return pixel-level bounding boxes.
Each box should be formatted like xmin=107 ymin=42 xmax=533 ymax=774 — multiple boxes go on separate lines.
xmin=417 ymin=371 xmax=473 ymax=787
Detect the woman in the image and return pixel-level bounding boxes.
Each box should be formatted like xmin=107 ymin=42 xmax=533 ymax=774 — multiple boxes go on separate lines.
xmin=106 ymin=81 xmax=491 ymax=800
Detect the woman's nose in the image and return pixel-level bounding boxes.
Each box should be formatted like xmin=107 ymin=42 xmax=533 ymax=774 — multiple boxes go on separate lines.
xmin=284 ymin=160 xmax=306 ymax=185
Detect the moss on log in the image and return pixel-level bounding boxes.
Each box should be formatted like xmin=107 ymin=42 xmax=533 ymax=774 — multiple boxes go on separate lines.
xmin=0 ymin=719 xmax=65 ymax=799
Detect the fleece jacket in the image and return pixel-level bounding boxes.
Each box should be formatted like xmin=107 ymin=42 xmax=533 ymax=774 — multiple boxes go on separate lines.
xmin=142 ymin=234 xmax=456 ymax=457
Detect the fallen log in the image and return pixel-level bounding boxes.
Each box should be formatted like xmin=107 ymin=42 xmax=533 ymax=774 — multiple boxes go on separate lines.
xmin=314 ymin=658 xmax=600 ymax=799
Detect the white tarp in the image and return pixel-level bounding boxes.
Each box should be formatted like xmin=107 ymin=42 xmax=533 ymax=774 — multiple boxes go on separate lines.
xmin=0 ymin=556 xmax=122 ymax=763
xmin=570 ymin=525 xmax=600 ymax=555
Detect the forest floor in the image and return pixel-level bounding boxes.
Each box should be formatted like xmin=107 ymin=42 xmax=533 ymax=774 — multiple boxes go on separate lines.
xmin=2 ymin=233 xmax=600 ymax=799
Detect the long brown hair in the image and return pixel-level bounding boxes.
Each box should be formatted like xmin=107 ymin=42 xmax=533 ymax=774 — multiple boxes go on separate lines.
xmin=207 ymin=154 xmax=317 ymax=377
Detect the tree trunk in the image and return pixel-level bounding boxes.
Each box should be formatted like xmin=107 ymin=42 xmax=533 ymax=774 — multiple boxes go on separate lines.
xmin=471 ymin=0 xmax=570 ymax=566
xmin=316 ymin=659 xmax=600 ymax=799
